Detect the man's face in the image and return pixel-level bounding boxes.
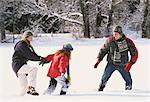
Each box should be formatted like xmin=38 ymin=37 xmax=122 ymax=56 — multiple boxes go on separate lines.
xmin=26 ymin=36 xmax=33 ymax=42
xmin=113 ymin=32 xmax=122 ymax=40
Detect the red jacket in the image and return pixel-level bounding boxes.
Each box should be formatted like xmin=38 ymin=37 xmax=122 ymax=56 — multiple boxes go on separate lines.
xmin=45 ymin=54 xmax=69 ymax=78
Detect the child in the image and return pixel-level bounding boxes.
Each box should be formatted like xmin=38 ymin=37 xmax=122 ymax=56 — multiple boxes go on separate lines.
xmin=39 ymin=43 xmax=73 ymax=95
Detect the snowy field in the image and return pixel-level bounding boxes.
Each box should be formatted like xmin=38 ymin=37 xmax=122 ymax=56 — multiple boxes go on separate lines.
xmin=0 ymin=34 xmax=150 ymax=102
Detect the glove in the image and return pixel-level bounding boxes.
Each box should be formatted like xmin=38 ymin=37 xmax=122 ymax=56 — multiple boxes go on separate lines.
xmin=94 ymin=60 xmax=100 ymax=68
xmin=124 ymin=62 xmax=133 ymax=72
xmin=67 ymin=75 xmax=71 ymax=82
xmin=39 ymin=58 xmax=49 ymax=66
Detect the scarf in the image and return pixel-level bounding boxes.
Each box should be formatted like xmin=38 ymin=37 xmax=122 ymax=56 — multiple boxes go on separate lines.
xmin=113 ymin=38 xmax=128 ymax=64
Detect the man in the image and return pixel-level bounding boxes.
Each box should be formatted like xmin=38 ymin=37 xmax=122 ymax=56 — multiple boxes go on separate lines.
xmin=12 ymin=31 xmax=43 ymax=96
xmin=94 ymin=26 xmax=138 ymax=91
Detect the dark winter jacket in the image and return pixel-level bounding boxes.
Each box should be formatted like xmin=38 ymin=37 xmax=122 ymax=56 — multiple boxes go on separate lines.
xmin=97 ymin=35 xmax=138 ymax=65
xmin=12 ymin=40 xmax=41 ymax=75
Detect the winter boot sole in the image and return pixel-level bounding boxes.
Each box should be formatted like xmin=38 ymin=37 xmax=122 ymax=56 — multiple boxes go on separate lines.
xmin=27 ymin=91 xmax=39 ymax=96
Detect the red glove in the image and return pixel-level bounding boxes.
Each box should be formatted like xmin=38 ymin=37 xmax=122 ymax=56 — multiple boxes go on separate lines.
xmin=124 ymin=62 xmax=133 ymax=72
xmin=94 ymin=60 xmax=100 ymax=68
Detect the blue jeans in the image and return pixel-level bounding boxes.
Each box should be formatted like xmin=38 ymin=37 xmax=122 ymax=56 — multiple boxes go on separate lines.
xmin=100 ymin=63 xmax=132 ymax=87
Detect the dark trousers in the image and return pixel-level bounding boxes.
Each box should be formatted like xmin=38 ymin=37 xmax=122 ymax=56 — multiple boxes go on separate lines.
xmin=100 ymin=63 xmax=132 ymax=87
xmin=49 ymin=78 xmax=57 ymax=88
xmin=48 ymin=78 xmax=57 ymax=93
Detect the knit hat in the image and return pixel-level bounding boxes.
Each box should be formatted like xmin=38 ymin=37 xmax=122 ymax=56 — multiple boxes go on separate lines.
xmin=22 ymin=31 xmax=33 ymax=38
xmin=63 ymin=43 xmax=73 ymax=51
xmin=114 ymin=26 xmax=123 ymax=35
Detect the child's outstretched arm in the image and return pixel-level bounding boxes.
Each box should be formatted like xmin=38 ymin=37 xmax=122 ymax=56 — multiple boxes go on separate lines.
xmin=45 ymin=54 xmax=54 ymax=62
xmin=39 ymin=54 xmax=54 ymax=66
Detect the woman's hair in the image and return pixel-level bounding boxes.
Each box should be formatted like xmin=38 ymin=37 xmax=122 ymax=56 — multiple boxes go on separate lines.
xmin=54 ymin=49 xmax=71 ymax=59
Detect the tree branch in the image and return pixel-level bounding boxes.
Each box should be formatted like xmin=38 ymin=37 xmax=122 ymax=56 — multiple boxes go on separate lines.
xmin=52 ymin=13 xmax=83 ymax=25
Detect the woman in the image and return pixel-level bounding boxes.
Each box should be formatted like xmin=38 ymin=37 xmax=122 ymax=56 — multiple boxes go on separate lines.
xmin=12 ymin=31 xmax=43 ymax=96
xmin=39 ymin=43 xmax=73 ymax=95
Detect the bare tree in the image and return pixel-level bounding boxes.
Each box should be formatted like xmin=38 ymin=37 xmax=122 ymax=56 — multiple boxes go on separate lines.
xmin=1 ymin=0 xmax=148 ymax=40
xmin=0 ymin=18 xmax=6 ymax=42
xmin=106 ymin=0 xmax=113 ymax=35
xmin=79 ymin=0 xmax=90 ymax=38
xmin=142 ymin=0 xmax=150 ymax=38
xmin=0 ymin=1 xmax=6 ymax=42
xmin=33 ymin=0 xmax=83 ymax=34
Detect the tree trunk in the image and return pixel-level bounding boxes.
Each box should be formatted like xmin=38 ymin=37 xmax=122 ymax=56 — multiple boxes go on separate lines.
xmin=96 ymin=10 xmax=102 ymax=27
xmin=79 ymin=0 xmax=90 ymax=38
xmin=107 ymin=0 xmax=115 ymax=35
xmin=142 ymin=0 xmax=150 ymax=38
xmin=107 ymin=9 xmax=113 ymax=33
xmin=0 ymin=0 xmax=6 ymax=42
xmin=95 ymin=10 xmax=102 ymax=38
xmin=0 ymin=18 xmax=6 ymax=42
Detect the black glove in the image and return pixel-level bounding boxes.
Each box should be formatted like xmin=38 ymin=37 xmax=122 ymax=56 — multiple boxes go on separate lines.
xmin=39 ymin=58 xmax=49 ymax=66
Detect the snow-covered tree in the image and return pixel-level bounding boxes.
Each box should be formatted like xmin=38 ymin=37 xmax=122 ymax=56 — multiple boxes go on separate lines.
xmin=0 ymin=0 xmax=6 ymax=42
xmin=79 ymin=0 xmax=90 ymax=38
xmin=142 ymin=0 xmax=150 ymax=38
xmin=0 ymin=0 xmax=149 ymax=41
xmin=32 ymin=0 xmax=83 ymax=35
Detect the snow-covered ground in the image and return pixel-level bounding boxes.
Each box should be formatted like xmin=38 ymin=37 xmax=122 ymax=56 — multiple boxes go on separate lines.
xmin=0 ymin=34 xmax=150 ymax=102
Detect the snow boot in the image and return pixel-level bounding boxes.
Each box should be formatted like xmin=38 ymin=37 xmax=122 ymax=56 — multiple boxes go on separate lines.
xmin=60 ymin=85 xmax=69 ymax=95
xmin=98 ymin=85 xmax=105 ymax=91
xmin=27 ymin=86 xmax=39 ymax=96
xmin=125 ymin=85 xmax=132 ymax=90
xmin=98 ymin=81 xmax=106 ymax=91
xmin=60 ymin=90 xmax=66 ymax=95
